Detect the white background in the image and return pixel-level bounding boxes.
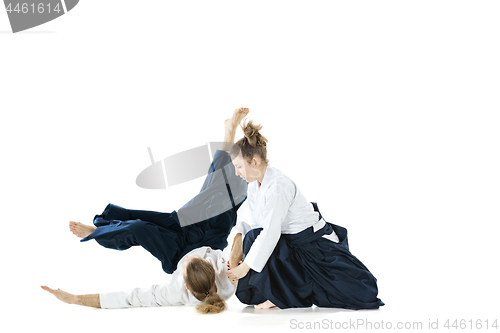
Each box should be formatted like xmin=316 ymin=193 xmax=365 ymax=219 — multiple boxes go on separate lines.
xmin=1 ymin=1 xmax=499 ymax=332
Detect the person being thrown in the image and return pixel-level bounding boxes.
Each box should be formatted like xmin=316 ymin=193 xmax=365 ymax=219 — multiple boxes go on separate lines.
xmin=42 ymin=108 xmax=250 ymax=314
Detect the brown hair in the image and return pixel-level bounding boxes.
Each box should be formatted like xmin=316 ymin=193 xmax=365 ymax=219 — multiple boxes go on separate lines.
xmin=184 ymin=257 xmax=226 ymax=314
xmin=229 ymin=119 xmax=268 ymax=163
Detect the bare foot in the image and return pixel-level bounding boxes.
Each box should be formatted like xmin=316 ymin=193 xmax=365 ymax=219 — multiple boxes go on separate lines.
xmin=69 ymin=221 xmax=96 ymax=238
xmin=254 ymin=300 xmax=278 ymax=309
xmin=225 ymin=108 xmax=249 ymax=130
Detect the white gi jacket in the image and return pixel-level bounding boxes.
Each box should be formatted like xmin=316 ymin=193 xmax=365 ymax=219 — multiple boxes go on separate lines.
xmin=99 ymin=246 xmax=236 ymax=308
xmin=233 ymin=165 xmax=339 ymax=273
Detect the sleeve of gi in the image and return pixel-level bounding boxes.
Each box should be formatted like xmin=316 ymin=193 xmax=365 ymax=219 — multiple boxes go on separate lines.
xmin=99 ymin=273 xmax=193 ymax=308
xmin=242 ymin=183 xmax=293 ymax=273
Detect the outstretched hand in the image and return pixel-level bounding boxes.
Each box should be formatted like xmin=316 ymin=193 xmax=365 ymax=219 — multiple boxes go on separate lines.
xmin=41 ymin=285 xmax=76 ymax=305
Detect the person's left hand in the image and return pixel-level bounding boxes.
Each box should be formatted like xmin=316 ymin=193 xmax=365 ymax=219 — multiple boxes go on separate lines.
xmin=41 ymin=285 xmax=76 ymax=305
xmin=226 ymin=261 xmax=250 ymax=281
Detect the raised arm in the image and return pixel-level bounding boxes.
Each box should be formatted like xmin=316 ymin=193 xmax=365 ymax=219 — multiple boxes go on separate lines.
xmin=41 ymin=285 xmax=101 ymax=308
xmin=229 ymin=234 xmax=243 ymax=266
xmin=228 ymin=213 xmax=252 ymax=271
xmin=221 ymin=108 xmax=249 ymax=151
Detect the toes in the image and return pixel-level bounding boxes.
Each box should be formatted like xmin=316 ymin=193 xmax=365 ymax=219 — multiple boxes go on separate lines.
xmin=254 ymin=300 xmax=275 ymax=309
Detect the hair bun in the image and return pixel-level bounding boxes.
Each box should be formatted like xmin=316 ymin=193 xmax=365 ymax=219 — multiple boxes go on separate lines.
xmin=242 ymin=120 xmax=267 ymax=148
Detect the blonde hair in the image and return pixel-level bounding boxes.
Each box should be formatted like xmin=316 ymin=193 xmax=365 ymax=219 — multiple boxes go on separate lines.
xmin=184 ymin=258 xmax=226 ymax=314
xmin=229 ymin=119 xmax=268 ymax=163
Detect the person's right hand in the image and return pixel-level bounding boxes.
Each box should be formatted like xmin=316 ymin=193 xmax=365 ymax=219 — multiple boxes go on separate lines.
xmin=226 ymin=261 xmax=250 ymax=281
xmin=226 ymin=260 xmax=243 ymax=285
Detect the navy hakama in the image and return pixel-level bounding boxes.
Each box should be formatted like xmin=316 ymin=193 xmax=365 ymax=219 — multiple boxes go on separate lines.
xmin=80 ymin=150 xmax=247 ymax=274
xmin=235 ymin=204 xmax=384 ymax=310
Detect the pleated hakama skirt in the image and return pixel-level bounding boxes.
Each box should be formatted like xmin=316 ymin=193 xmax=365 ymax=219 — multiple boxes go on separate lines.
xmin=236 ymin=220 xmax=384 ymax=310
